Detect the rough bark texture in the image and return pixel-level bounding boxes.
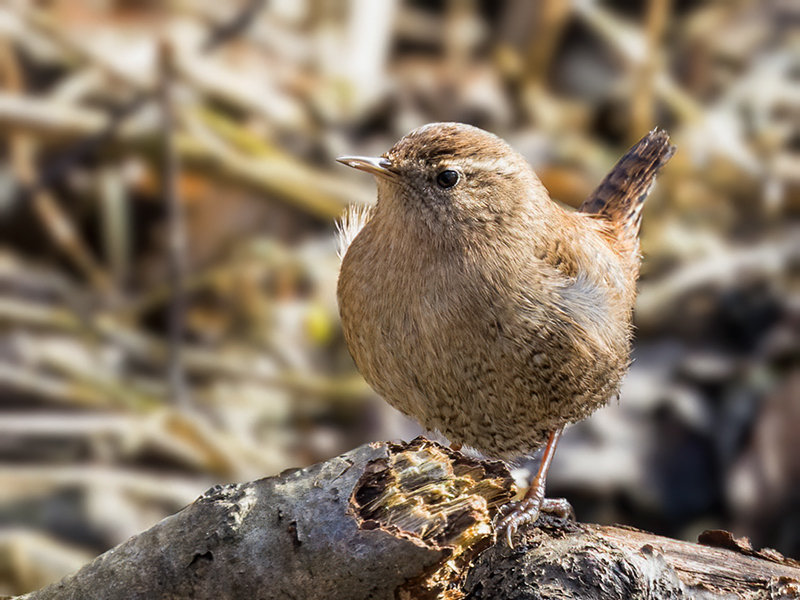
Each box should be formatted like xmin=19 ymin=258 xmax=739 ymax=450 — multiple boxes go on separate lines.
xmin=15 ymin=439 xmax=800 ymax=600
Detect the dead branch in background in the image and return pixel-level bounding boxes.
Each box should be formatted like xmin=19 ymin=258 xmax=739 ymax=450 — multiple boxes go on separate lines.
xmin=159 ymin=39 xmax=190 ymax=408
xmin=10 ymin=0 xmax=268 ymax=204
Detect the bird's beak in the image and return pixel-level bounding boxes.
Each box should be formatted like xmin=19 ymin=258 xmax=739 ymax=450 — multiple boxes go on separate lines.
xmin=336 ymin=156 xmax=395 ymax=178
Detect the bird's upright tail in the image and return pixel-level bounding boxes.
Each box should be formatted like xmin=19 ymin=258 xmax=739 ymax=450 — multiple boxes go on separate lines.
xmin=580 ymin=129 xmax=676 ymax=244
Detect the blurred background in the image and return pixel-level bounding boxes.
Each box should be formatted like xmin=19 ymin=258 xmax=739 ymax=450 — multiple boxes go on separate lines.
xmin=0 ymin=0 xmax=797 ymax=594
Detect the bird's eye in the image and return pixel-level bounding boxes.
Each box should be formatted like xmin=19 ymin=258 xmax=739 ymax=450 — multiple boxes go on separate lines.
xmin=436 ymin=170 xmax=459 ymax=188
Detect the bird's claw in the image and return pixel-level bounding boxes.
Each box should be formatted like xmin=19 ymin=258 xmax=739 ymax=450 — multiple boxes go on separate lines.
xmin=496 ymin=497 xmax=575 ymax=548
xmin=496 ymin=497 xmax=542 ymax=548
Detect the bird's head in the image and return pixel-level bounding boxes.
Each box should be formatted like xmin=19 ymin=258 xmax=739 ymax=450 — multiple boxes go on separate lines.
xmin=337 ymin=123 xmax=547 ymax=238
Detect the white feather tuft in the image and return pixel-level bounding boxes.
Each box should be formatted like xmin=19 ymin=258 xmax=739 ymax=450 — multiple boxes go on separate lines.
xmin=335 ymin=204 xmax=373 ymax=260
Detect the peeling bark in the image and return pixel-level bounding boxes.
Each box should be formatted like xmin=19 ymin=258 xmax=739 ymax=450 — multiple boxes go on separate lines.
xmin=464 ymin=519 xmax=800 ymax=599
xmin=16 ymin=439 xmax=800 ymax=600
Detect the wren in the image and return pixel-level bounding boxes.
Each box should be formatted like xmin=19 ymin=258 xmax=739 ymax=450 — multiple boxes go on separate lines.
xmin=336 ymin=123 xmax=675 ymax=544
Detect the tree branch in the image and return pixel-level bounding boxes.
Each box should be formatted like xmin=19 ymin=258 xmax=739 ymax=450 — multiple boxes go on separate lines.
xmin=16 ymin=439 xmax=800 ymax=600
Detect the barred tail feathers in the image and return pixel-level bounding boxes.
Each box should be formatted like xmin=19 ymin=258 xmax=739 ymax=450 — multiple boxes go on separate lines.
xmin=580 ymin=129 xmax=675 ymax=242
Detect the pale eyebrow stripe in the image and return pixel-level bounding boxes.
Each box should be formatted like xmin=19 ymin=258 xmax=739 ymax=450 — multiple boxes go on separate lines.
xmin=462 ymin=157 xmax=503 ymax=170
xmin=457 ymin=156 xmax=521 ymax=175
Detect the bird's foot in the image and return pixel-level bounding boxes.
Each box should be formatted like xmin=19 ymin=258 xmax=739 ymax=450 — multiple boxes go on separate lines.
xmin=497 ymin=497 xmax=575 ymax=547
xmin=496 ymin=429 xmax=571 ymax=547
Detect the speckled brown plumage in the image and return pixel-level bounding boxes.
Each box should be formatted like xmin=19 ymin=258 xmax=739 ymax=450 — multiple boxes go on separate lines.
xmin=336 ymin=123 xmax=674 ymax=462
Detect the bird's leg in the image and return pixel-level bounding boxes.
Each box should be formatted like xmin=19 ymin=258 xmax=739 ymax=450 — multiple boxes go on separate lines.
xmin=497 ymin=429 xmax=574 ymax=546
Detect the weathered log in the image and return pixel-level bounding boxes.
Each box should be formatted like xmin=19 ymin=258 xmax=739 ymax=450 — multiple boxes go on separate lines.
xmin=15 ymin=438 xmax=800 ymax=600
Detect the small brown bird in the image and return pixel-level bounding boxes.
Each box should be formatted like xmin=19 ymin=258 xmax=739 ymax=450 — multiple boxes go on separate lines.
xmin=336 ymin=123 xmax=674 ymax=544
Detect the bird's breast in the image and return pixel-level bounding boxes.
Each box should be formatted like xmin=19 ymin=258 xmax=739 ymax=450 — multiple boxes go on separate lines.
xmin=337 ymin=224 xmax=486 ymax=411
